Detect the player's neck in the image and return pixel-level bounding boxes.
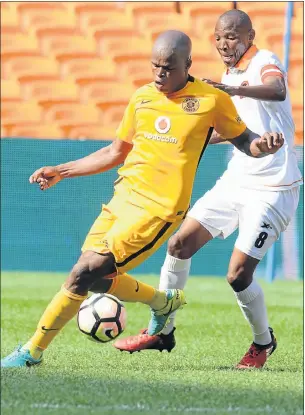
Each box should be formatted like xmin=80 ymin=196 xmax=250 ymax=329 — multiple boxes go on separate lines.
xmin=167 ymin=75 xmax=191 ymax=95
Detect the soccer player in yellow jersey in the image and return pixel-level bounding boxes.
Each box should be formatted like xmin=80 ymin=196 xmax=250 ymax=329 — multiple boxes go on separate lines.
xmin=2 ymin=30 xmax=283 ymax=368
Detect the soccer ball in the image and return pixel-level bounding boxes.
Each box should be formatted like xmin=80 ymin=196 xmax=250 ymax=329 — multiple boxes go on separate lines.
xmin=77 ymin=293 xmax=127 ymax=343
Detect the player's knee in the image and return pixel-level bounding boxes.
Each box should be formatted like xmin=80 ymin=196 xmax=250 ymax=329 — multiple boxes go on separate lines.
xmin=227 ymin=263 xmax=253 ymax=291
xmin=167 ymin=234 xmax=193 ymax=259
xmin=67 ymin=252 xmax=116 ymax=293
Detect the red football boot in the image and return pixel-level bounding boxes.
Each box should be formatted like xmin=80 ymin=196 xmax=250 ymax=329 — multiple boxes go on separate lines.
xmin=113 ymin=328 xmax=176 ymax=353
xmin=236 ymin=327 xmax=277 ymax=369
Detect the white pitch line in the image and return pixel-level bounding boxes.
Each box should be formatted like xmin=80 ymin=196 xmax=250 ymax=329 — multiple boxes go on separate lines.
xmin=1 ymin=401 xmax=303 ymax=415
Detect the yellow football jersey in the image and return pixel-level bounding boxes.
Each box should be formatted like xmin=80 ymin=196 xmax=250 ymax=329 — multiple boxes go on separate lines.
xmin=116 ymin=76 xmax=246 ymax=221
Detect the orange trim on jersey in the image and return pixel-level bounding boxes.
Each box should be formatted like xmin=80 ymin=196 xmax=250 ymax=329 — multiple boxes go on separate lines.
xmin=234 ymin=45 xmax=259 ymax=71
xmin=264 ymin=179 xmax=303 ymax=188
xmin=261 ymin=71 xmax=284 ymax=83
xmin=260 ymin=64 xmax=283 ymax=77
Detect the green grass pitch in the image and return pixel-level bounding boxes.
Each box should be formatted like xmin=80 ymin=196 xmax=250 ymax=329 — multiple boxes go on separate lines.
xmin=1 ymin=272 xmax=303 ymax=415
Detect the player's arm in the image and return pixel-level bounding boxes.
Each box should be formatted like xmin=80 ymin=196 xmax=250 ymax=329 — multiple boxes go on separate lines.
xmin=230 ymin=128 xmax=283 ymax=158
xmin=203 ymin=69 xmax=286 ymax=101
xmin=213 ymin=90 xmax=284 ymax=157
xmin=30 ymin=93 xmax=137 ymax=191
xmin=208 ymin=130 xmax=227 ymax=144
xmin=29 ymin=139 xmax=133 ymax=191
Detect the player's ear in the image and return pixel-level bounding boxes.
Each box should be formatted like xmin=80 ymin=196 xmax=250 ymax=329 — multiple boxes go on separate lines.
xmin=186 ymin=56 xmax=192 ymax=70
xmin=249 ymin=29 xmax=255 ymax=43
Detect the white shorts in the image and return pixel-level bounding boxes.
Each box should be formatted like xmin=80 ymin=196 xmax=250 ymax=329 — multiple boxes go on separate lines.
xmin=188 ymin=180 xmax=300 ymax=260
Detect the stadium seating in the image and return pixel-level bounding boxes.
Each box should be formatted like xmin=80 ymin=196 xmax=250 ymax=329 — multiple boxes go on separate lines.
xmin=6 ymin=123 xmax=64 ymax=139
xmin=96 ymin=99 xmax=129 ymax=126
xmin=39 ymin=102 xmax=100 ymax=126
xmin=37 ymin=28 xmax=97 ymax=57
xmin=2 ymin=101 xmax=42 ymax=125
xmin=2 ymin=54 xmax=60 ymax=80
xmin=18 ymin=77 xmax=80 ymax=102
xmin=56 ymin=54 xmax=116 ymax=81
xmin=94 ymin=29 xmax=149 ymax=58
xmin=76 ymin=78 xmax=134 ymax=104
xmin=1 ymin=80 xmax=22 ymax=102
xmin=61 ymin=124 xmax=116 ymax=140
xmin=0 ymin=1 xmax=303 ymax=145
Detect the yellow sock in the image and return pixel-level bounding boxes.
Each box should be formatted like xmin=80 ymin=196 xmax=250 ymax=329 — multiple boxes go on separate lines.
xmin=108 ymin=273 xmax=167 ymax=310
xmin=23 ymin=286 xmax=87 ymax=359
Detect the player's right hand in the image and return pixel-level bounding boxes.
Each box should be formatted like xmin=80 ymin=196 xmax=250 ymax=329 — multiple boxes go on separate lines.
xmin=29 ymin=166 xmax=62 ymax=191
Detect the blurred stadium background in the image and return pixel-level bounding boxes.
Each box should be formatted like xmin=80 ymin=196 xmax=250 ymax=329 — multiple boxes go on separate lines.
xmin=1 ymin=1 xmax=303 ymax=280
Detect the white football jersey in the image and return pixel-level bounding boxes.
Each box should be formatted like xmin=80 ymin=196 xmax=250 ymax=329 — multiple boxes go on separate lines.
xmin=220 ymin=46 xmax=302 ymax=191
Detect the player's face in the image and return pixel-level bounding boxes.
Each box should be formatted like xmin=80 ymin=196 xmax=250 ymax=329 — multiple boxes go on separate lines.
xmin=151 ymin=52 xmax=189 ymax=94
xmin=214 ymin=20 xmax=251 ymax=67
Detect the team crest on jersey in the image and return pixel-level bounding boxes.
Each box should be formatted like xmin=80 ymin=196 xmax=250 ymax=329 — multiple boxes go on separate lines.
xmin=182 ymin=97 xmax=200 ymax=113
xmin=154 ymin=116 xmax=171 ymax=134
xmin=235 ymin=115 xmax=243 ymax=124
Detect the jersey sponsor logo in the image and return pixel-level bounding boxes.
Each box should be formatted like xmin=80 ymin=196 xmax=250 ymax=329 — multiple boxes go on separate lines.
xmin=235 ymin=115 xmax=243 ymax=124
xmin=155 ymin=116 xmax=171 ymax=134
xmin=141 ymin=99 xmax=152 ymax=104
xmin=144 ymin=132 xmax=177 ymax=144
xmin=182 ymin=97 xmax=200 ymax=113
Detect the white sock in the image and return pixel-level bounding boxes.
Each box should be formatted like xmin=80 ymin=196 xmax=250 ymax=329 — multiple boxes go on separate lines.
xmin=234 ymin=279 xmax=272 ymax=346
xmin=158 ymin=253 xmax=191 ymax=335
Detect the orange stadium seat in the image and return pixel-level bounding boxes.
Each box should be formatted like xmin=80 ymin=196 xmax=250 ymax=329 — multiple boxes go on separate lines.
xmin=17 ymin=3 xmax=77 ymax=33
xmin=1 ymin=101 xmax=42 ymax=124
xmin=292 ymin=105 xmax=304 ymax=145
xmin=132 ymin=78 xmax=152 ymax=89
xmin=236 ymin=2 xmax=287 ymax=32
xmin=184 ymin=3 xmax=233 ymax=36
xmin=5 ymin=123 xmax=64 ymax=139
xmin=1 ymin=80 xmax=22 ymax=102
xmin=96 ymin=100 xmax=129 ymax=125
xmin=128 ymin=4 xmax=189 ymax=34
xmin=61 ymin=123 xmax=116 ymax=140
xmin=56 ymin=54 xmax=116 ymax=81
xmin=73 ymin=3 xmax=131 ymax=34
xmin=266 ymin=33 xmax=303 ymax=61
xmin=287 ymin=58 xmax=303 ymax=90
xmin=94 ymin=29 xmax=150 ymax=58
xmin=190 ymin=59 xmax=224 ymax=82
xmin=40 ymin=102 xmax=100 ymax=126
xmin=1 ymin=32 xmax=40 ymax=55
xmin=0 ymin=3 xmax=19 ymax=30
xmin=2 ymin=54 xmax=60 ymax=80
xmin=113 ymin=54 xmax=151 ymax=81
xmin=1 ymin=125 xmax=7 ymax=138
xmin=18 ymin=76 xmax=79 ymax=102
xmin=36 ymin=28 xmax=97 ymax=57
xmin=76 ymin=78 xmax=134 ymax=104
xmin=289 ymin=88 xmax=303 ymax=110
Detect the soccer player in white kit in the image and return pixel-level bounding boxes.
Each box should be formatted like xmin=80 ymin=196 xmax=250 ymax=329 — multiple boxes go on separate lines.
xmin=114 ymin=10 xmax=302 ymax=369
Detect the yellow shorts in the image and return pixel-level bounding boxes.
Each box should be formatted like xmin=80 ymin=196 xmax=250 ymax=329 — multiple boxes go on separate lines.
xmin=82 ymin=193 xmax=182 ymax=274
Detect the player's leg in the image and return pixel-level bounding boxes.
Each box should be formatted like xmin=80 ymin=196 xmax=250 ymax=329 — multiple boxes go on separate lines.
xmin=231 ymin=187 xmax=300 ymax=369
xmin=114 ymin=184 xmax=239 ymax=352
xmin=97 ymin=205 xmax=186 ymax=333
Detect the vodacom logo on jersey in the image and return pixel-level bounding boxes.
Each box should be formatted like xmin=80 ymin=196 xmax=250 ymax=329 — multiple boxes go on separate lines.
xmin=143 ymin=116 xmax=178 ymax=144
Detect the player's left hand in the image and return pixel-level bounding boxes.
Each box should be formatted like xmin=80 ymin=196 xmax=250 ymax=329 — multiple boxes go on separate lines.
xmin=257 ymin=132 xmax=284 ymax=154
xmin=201 ymin=78 xmax=238 ymax=96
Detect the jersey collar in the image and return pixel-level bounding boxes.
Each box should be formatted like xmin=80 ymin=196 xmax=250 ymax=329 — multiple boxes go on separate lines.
xmin=226 ymin=45 xmax=259 ymax=74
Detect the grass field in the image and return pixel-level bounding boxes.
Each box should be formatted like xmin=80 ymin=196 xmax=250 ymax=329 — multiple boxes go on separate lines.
xmin=1 ymin=272 xmax=303 ymax=415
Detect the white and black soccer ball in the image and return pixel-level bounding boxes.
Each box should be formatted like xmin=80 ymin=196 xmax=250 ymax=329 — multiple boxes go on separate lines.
xmin=77 ymin=294 xmax=127 ymax=343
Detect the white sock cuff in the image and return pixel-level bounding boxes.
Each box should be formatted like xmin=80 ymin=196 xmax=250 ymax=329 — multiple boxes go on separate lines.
xmin=234 ymin=280 xmax=262 ymax=304
xmin=163 ymin=253 xmax=191 ymax=272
